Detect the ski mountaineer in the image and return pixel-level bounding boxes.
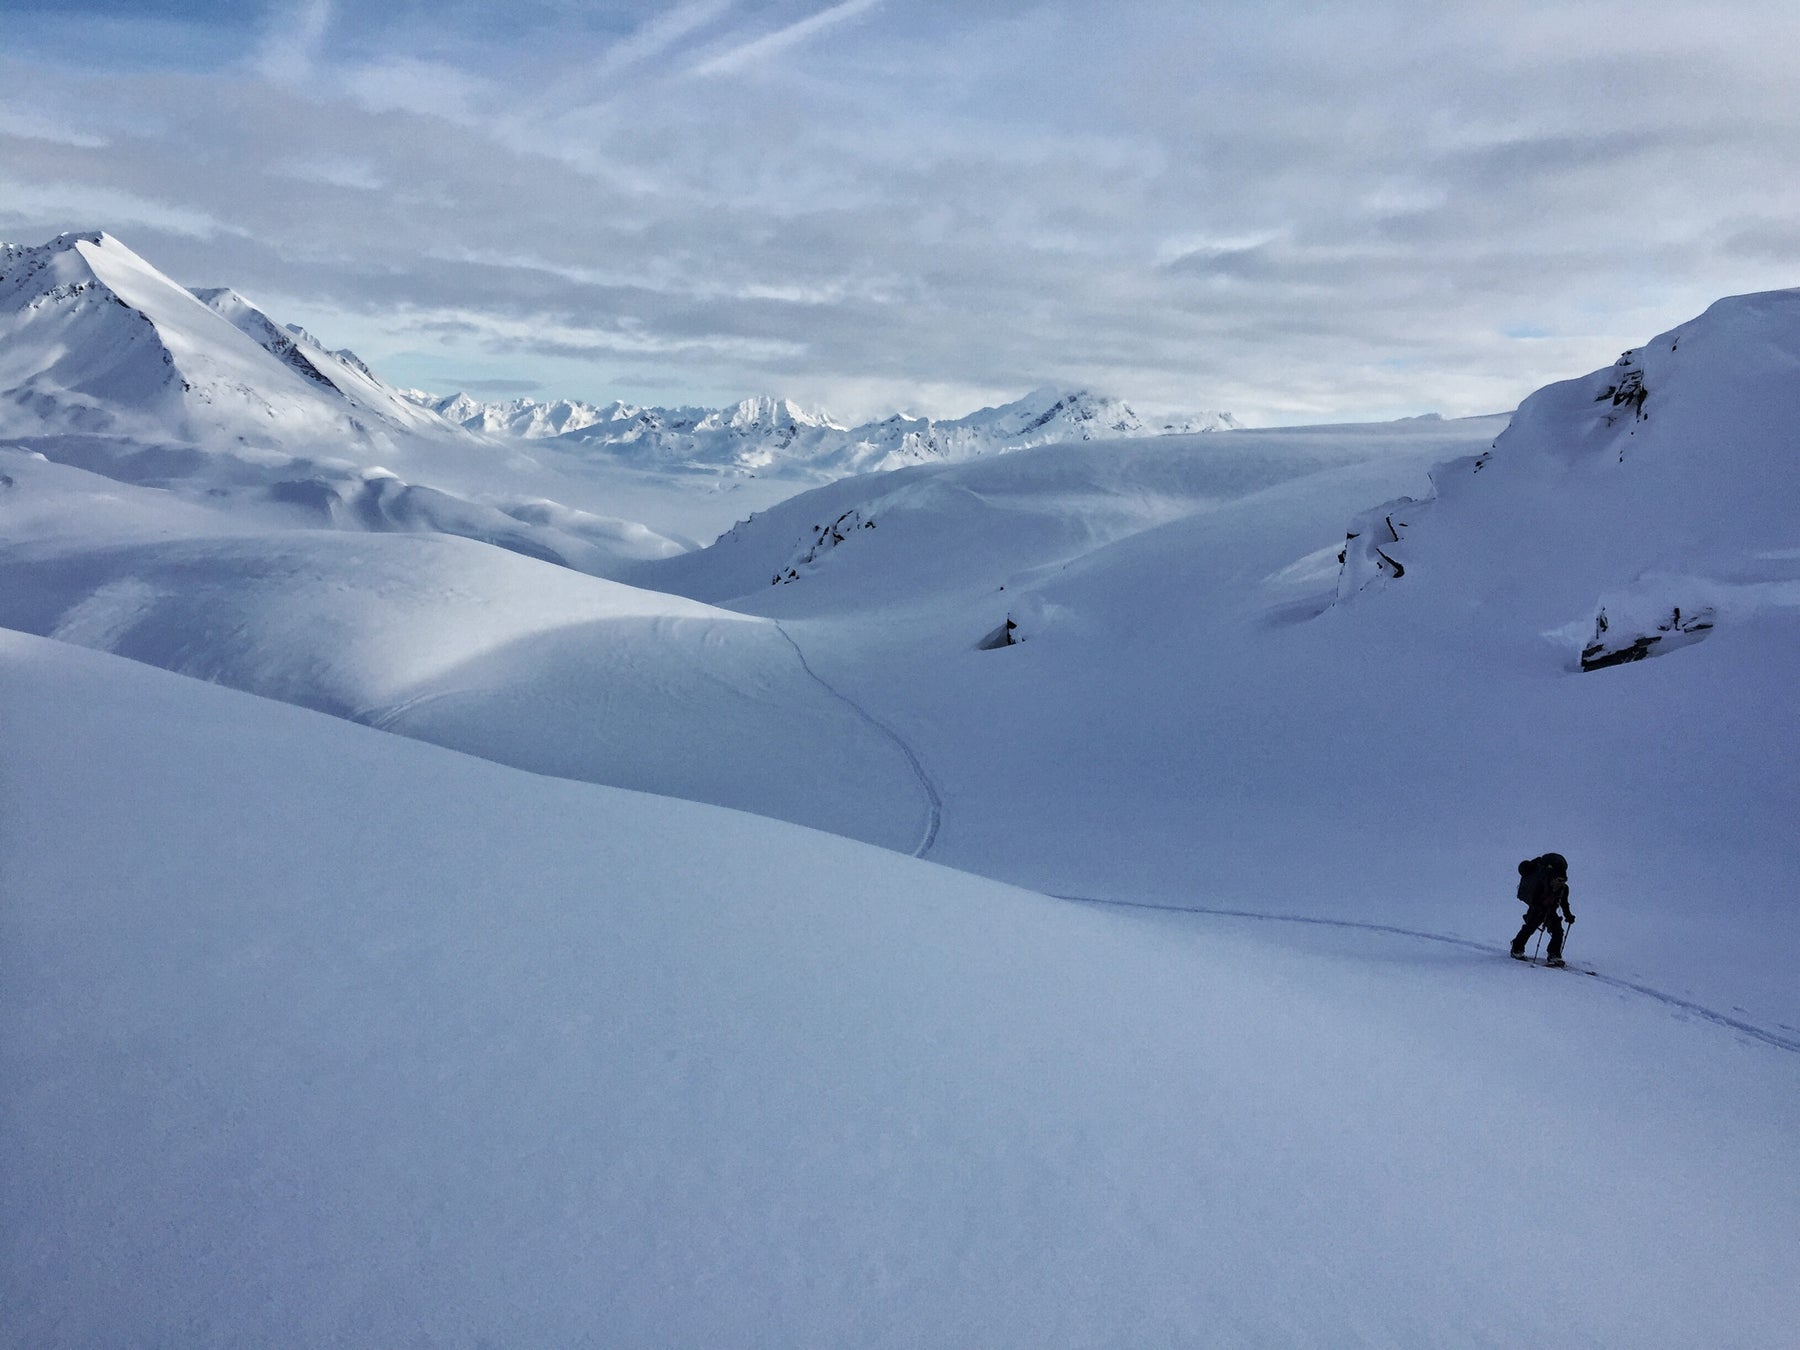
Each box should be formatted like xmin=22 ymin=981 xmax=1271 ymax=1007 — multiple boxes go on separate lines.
xmin=1511 ymin=852 xmax=1575 ymax=966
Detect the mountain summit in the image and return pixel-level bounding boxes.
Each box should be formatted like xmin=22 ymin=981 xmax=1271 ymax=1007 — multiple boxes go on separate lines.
xmin=0 ymin=231 xmax=461 ymax=450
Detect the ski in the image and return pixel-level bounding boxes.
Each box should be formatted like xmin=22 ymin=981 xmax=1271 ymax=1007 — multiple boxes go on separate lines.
xmin=1508 ymin=953 xmax=1599 ymax=976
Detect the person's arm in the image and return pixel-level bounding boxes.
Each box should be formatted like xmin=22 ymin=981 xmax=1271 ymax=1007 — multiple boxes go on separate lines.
xmin=1559 ymin=879 xmax=1574 ymax=921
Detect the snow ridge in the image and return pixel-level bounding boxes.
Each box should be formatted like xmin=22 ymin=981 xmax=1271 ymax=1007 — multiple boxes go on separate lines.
xmin=190 ymin=287 xmax=452 ymax=436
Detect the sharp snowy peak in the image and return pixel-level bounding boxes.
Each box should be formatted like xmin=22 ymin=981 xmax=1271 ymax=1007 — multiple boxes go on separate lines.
xmin=866 ymin=388 xmax=1240 ymax=463
xmin=696 ymin=395 xmax=841 ymax=436
xmin=405 ymin=390 xmax=632 ymax=439
xmin=0 ymin=231 xmax=461 ymax=450
xmin=1333 ymin=287 xmax=1800 ymax=670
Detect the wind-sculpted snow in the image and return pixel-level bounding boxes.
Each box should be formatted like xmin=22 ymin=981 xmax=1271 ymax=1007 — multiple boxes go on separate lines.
xmin=0 ymin=458 xmax=928 ymax=850
xmin=2 ymin=435 xmax=689 ymax=578
xmin=1333 ymin=493 xmax=1424 ymax=597
xmin=270 ymin=468 xmax=688 ymax=571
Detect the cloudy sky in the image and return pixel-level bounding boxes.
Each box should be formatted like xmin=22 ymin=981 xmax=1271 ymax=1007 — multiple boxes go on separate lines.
xmin=4 ymin=0 xmax=1800 ymax=424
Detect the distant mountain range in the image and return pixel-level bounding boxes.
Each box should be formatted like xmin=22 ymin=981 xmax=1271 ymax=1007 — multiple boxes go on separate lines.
xmin=405 ymin=387 xmax=1241 ymax=477
xmin=0 ymin=231 xmax=1236 ymax=484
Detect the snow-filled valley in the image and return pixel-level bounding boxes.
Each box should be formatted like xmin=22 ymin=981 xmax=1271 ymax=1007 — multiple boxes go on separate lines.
xmin=4 ymin=231 xmax=1798 ymax=1347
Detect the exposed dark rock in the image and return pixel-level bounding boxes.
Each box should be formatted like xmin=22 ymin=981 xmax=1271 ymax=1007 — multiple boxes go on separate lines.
xmin=977 ymin=617 xmax=1019 ymax=650
xmin=771 ymin=508 xmax=875 ymax=584
xmin=1581 ymin=604 xmax=1714 ymax=671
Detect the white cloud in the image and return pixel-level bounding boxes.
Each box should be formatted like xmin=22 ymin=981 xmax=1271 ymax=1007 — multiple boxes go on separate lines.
xmin=691 ymin=0 xmax=883 ymax=77
xmin=255 ymin=0 xmax=333 ymax=85
xmin=602 ymin=0 xmax=741 ymax=76
xmin=273 ymin=156 xmax=384 ymax=191
xmin=0 ymin=106 xmax=108 ymax=150
xmin=397 ymin=304 xmax=808 ymax=363
xmin=339 ymin=59 xmax=491 ymax=122
xmin=0 ymin=178 xmax=244 ymax=242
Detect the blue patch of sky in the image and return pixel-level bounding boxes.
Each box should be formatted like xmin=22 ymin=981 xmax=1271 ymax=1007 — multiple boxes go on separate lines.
xmin=3 ymin=1 xmax=275 ymax=71
xmin=1 ymin=1 xmax=650 ymax=74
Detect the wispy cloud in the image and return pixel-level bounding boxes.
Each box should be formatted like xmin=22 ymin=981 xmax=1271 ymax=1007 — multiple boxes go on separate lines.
xmin=0 ymin=177 xmax=245 ymax=242
xmin=273 ymin=155 xmax=384 ymax=191
xmin=692 ymin=0 xmax=883 ymax=77
xmin=444 ymin=376 xmax=545 ymax=395
xmin=339 ymin=58 xmax=490 ymax=122
xmin=255 ymin=0 xmax=333 ymax=84
xmin=602 ymin=0 xmax=740 ymax=77
xmin=0 ymin=105 xmax=108 ymax=150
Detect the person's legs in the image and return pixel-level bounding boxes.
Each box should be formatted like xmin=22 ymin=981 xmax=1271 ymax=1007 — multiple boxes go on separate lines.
xmin=1544 ymin=914 xmax=1566 ymax=961
xmin=1511 ymin=914 xmax=1540 ymax=956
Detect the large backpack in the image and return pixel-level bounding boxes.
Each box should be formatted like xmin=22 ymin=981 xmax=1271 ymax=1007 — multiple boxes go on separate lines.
xmin=1516 ymin=857 xmax=1547 ymax=907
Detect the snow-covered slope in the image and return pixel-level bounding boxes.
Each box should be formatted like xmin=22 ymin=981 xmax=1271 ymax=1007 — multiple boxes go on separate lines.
xmin=419 ymin=386 xmax=1241 ymax=479
xmin=0 ymin=448 xmax=927 ymax=850
xmin=5 ymin=628 xmax=1795 ymax=1347
xmin=640 ymin=415 xmax=1483 ymax=604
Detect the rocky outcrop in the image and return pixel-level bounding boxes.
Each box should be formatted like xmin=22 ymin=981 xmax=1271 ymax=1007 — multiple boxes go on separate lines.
xmin=1335 ymin=496 xmax=1428 ymax=600
xmin=771 ymin=508 xmax=876 ymax=585
xmin=1580 ymin=603 xmax=1715 ymax=671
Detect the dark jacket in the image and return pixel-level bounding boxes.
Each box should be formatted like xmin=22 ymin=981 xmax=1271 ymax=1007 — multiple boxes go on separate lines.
xmin=1538 ymin=873 xmax=1573 ymax=923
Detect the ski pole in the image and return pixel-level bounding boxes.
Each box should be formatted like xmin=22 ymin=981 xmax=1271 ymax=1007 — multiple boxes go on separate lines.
xmin=1531 ymin=926 xmax=1545 ymax=960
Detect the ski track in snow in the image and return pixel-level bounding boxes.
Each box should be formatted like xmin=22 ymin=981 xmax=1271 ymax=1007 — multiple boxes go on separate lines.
xmin=1055 ymin=892 xmax=1800 ymax=1056
xmin=359 ymin=687 xmax=470 ymax=732
xmin=771 ymin=620 xmax=943 ymax=859
xmin=680 ymin=638 xmax=1792 ymax=1056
